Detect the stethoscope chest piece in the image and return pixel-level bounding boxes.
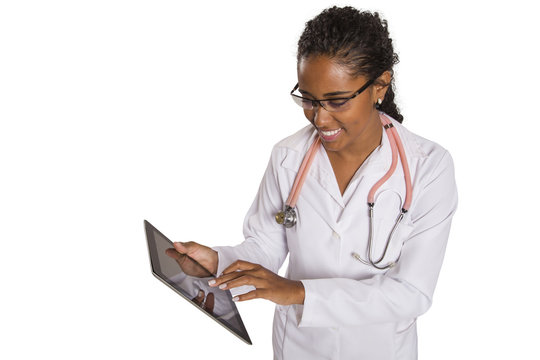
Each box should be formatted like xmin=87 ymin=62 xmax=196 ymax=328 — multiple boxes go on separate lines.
xmin=275 ymin=206 xmax=297 ymax=228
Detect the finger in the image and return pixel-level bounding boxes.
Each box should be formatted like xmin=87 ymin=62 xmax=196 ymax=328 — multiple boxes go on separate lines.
xmin=232 ymin=289 xmax=267 ymax=302
xmin=208 ymin=269 xmax=251 ymax=288
xmin=218 ymin=274 xmax=266 ymax=291
xmin=222 ymin=260 xmax=261 ymax=275
xmin=192 ymin=290 xmax=205 ymax=305
xmin=204 ymin=292 xmax=215 ymax=314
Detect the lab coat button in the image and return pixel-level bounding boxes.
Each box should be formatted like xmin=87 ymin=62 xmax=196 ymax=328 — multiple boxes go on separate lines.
xmin=332 ymin=231 xmax=340 ymax=240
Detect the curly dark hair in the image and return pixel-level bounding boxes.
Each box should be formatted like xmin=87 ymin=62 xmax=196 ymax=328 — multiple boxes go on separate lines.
xmin=297 ymin=6 xmax=403 ymax=123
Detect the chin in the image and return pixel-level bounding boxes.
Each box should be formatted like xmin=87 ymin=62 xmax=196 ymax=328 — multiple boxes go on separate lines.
xmin=321 ymin=141 xmax=342 ymax=152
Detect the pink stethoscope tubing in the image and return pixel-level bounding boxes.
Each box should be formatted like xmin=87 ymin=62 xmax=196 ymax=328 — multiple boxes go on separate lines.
xmin=275 ymin=112 xmax=413 ymax=269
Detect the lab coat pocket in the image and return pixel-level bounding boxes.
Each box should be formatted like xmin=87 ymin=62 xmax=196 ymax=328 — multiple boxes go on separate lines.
xmin=394 ymin=319 xmax=418 ymax=359
xmin=272 ymin=305 xmax=289 ymax=357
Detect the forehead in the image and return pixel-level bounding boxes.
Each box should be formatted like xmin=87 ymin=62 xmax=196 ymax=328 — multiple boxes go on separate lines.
xmin=297 ymin=55 xmax=366 ymax=93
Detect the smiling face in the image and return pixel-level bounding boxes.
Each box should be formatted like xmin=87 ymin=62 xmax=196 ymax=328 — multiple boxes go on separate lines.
xmin=297 ymin=55 xmax=390 ymax=159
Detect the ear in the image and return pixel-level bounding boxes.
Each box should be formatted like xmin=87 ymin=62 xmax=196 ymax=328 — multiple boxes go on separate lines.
xmin=373 ymin=70 xmax=393 ymax=103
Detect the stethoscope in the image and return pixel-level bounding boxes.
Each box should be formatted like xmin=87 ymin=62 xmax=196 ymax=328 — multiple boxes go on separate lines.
xmin=275 ymin=112 xmax=413 ymax=269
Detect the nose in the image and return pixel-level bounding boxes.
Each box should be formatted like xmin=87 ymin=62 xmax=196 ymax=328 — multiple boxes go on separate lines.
xmin=312 ymin=103 xmax=333 ymax=128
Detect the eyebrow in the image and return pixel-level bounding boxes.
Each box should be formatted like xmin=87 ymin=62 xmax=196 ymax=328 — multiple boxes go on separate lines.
xmin=298 ymin=88 xmax=353 ymax=97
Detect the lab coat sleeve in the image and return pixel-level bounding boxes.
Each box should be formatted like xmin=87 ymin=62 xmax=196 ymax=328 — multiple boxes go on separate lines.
xmin=297 ymin=150 xmax=458 ymax=327
xmin=212 ymin=146 xmax=289 ymax=278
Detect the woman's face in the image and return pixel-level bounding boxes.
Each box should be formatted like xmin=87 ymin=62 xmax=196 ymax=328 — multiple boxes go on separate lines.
xmin=297 ymin=55 xmax=389 ymax=156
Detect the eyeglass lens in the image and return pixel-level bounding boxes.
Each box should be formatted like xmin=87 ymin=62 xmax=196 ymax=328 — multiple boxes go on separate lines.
xmin=291 ymin=95 xmax=351 ymax=112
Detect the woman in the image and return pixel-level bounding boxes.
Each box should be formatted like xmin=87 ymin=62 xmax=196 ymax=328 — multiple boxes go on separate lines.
xmin=171 ymin=6 xmax=457 ymax=359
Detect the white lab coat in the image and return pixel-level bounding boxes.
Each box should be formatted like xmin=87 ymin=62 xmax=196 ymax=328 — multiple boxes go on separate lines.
xmin=213 ymin=111 xmax=458 ymax=360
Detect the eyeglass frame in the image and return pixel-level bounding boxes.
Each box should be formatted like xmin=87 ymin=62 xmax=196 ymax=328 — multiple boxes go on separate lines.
xmin=290 ymin=78 xmax=376 ymax=112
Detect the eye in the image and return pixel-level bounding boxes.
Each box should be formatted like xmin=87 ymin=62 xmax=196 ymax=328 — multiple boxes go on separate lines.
xmin=326 ymin=99 xmax=348 ymax=109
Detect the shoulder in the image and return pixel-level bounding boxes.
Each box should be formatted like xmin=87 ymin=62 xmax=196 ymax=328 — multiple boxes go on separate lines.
xmin=385 ymin=112 xmax=453 ymax=168
xmin=274 ymin=124 xmax=317 ymax=153
xmin=384 ymin=114 xmax=457 ymax=212
xmin=265 ymin=113 xmax=455 ymax=174
xmin=265 ymin=125 xmax=317 ymax=168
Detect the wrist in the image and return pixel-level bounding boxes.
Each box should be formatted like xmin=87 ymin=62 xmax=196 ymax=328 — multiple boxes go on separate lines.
xmin=295 ymin=280 xmax=305 ymax=305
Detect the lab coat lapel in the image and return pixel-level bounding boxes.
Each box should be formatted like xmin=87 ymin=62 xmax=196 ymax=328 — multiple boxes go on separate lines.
xmin=311 ymin=145 xmax=345 ymax=208
xmin=280 ymin=145 xmax=343 ymax=235
xmin=301 ymin=143 xmax=391 ymax=234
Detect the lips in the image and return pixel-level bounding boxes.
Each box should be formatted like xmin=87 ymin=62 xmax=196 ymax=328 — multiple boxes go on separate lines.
xmin=318 ymin=128 xmax=342 ymax=141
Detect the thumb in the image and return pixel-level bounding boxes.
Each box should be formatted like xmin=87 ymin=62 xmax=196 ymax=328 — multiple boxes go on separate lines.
xmin=173 ymin=241 xmax=189 ymax=254
xmin=165 ymin=248 xmax=182 ymax=260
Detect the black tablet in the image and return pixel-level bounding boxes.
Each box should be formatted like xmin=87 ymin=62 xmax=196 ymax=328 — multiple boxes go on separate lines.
xmin=144 ymin=220 xmax=252 ymax=345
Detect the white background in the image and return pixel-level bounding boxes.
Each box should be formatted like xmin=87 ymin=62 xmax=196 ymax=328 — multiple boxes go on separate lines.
xmin=1 ymin=0 xmax=539 ymax=358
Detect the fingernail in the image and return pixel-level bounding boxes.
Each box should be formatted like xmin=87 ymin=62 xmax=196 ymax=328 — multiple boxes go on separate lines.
xmin=198 ymin=290 xmax=204 ymax=297
xmin=232 ymin=296 xmax=239 ymax=302
xmin=219 ymin=284 xmax=227 ymax=290
xmin=208 ymin=279 xmax=216 ymax=286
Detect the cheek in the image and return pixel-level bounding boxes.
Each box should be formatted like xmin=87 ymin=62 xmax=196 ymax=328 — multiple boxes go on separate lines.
xmin=340 ymin=110 xmax=362 ymax=125
xmin=357 ymin=93 xmax=374 ymax=112
xmin=340 ymin=110 xmax=370 ymax=132
xmin=303 ymin=110 xmax=315 ymax=124
xmin=348 ymin=97 xmax=375 ymax=123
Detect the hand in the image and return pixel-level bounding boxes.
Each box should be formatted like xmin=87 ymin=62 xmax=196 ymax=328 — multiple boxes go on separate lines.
xmin=192 ymin=289 xmax=215 ymax=315
xmin=208 ymin=260 xmax=305 ymax=306
xmin=165 ymin=241 xmax=218 ymax=278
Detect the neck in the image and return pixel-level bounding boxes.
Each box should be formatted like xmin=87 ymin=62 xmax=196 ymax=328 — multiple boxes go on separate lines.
xmin=329 ymin=111 xmax=383 ymax=163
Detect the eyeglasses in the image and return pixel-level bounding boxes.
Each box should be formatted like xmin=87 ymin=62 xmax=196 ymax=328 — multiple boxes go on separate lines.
xmin=290 ymin=78 xmax=375 ymax=112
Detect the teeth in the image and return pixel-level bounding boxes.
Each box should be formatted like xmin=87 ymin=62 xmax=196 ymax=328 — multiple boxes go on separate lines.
xmin=321 ymin=128 xmax=341 ymax=136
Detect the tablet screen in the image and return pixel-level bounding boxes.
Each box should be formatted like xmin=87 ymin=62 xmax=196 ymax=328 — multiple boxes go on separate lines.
xmin=144 ymin=220 xmax=252 ymax=345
